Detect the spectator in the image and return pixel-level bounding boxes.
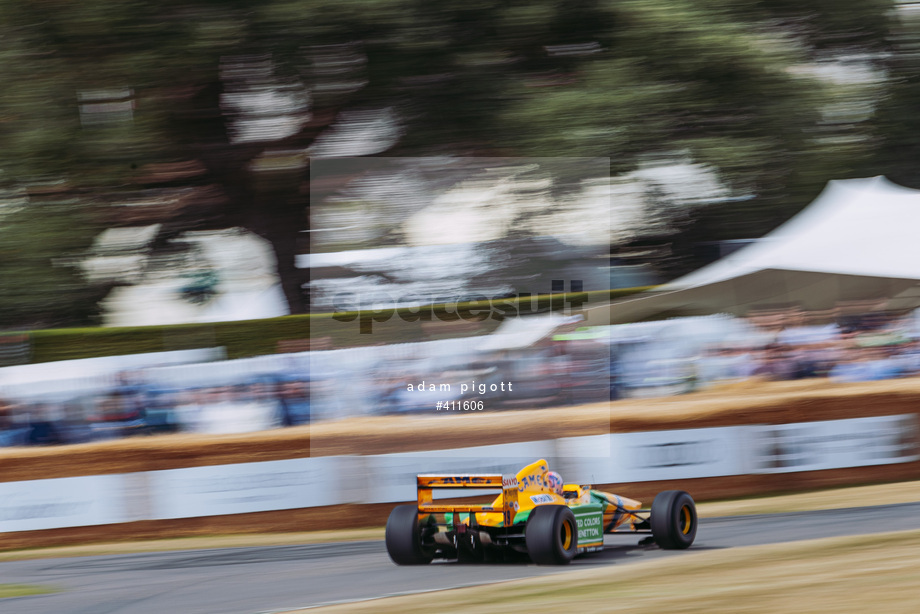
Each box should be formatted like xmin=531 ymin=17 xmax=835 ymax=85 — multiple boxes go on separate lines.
xmin=144 ymin=389 xmax=181 ymax=434
xmin=830 ymin=346 xmax=903 ymax=382
xmin=0 ymin=400 xmax=11 ymax=431
xmin=279 ymin=379 xmax=311 ymax=426
xmin=0 ymin=400 xmax=29 ymax=447
xmin=751 ymin=345 xmax=797 ymax=381
xmin=245 ymin=380 xmax=283 ymax=429
xmin=3 ymin=403 xmax=30 ymax=447
xmin=111 ymin=371 xmax=147 ymax=423
xmin=27 ymin=403 xmax=62 ymax=445
xmin=894 ymin=339 xmax=920 ymax=376
xmin=174 ymin=388 xmax=208 ymax=433
xmin=88 ymin=394 xmax=146 ymax=440
xmin=696 ymin=346 xmax=758 ymax=387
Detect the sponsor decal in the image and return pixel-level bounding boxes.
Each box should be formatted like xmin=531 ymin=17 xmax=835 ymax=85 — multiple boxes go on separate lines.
xmin=632 ymin=440 xmax=717 ymax=469
xmin=425 ymin=476 xmax=493 ymax=485
xmin=576 ymin=512 xmax=603 ymax=542
xmin=519 ymin=474 xmax=545 ymax=490
xmin=575 ymin=513 xmax=604 ymax=543
xmin=0 ymin=474 xmax=128 ymax=532
xmin=530 ymin=494 xmax=555 ymax=504
xmin=754 ymin=414 xmax=920 ymax=473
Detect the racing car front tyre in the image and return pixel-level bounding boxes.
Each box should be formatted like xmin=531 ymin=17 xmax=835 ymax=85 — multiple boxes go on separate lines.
xmin=385 ymin=505 xmax=434 ymax=565
xmin=650 ymin=490 xmax=697 ymax=550
xmin=525 ymin=504 xmax=578 ymax=565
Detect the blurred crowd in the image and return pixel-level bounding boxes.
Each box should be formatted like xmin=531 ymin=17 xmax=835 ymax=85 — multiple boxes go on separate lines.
xmin=685 ymin=310 xmax=920 ymax=391
xmin=3 ymin=308 xmax=920 ymax=448
xmin=0 ymin=376 xmax=311 ymax=447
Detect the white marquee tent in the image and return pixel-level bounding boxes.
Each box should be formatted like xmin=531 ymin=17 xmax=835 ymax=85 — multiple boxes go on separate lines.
xmin=598 ymin=176 xmax=920 ymax=324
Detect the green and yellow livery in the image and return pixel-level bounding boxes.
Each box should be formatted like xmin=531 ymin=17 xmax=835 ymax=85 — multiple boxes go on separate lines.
xmin=386 ymin=459 xmax=697 ymax=565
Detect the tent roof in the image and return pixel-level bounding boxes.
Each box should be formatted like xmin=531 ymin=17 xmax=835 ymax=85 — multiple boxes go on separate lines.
xmin=478 ymin=313 xmax=582 ymax=351
xmin=601 ymin=176 xmax=920 ymax=324
xmin=678 ymin=176 xmax=920 ymax=284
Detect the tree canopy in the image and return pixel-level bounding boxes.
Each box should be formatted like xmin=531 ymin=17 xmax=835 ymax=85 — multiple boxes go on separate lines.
xmin=0 ymin=0 xmax=909 ymax=327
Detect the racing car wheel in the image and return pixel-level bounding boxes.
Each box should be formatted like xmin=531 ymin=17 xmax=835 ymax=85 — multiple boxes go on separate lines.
xmin=385 ymin=504 xmax=434 ymax=565
xmin=525 ymin=504 xmax=578 ymax=565
xmin=650 ymin=490 xmax=697 ymax=549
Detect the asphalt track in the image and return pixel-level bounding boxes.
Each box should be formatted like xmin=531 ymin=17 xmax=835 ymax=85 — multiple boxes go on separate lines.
xmin=2 ymin=502 xmax=919 ymax=614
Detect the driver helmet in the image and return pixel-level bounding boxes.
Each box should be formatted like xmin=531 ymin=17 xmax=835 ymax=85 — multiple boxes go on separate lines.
xmin=545 ymin=471 xmax=564 ymax=496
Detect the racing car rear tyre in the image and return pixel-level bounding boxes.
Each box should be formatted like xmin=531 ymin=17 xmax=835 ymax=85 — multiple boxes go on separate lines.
xmin=525 ymin=504 xmax=578 ymax=565
xmin=650 ymin=490 xmax=697 ymax=550
xmin=385 ymin=504 xmax=434 ymax=565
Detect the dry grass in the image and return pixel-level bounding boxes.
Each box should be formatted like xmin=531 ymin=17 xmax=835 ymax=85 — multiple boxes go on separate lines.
xmin=697 ymin=479 xmax=920 ymax=517
xmin=291 ymin=530 xmax=920 ymax=614
xmin=0 ymin=584 xmax=56 ymax=598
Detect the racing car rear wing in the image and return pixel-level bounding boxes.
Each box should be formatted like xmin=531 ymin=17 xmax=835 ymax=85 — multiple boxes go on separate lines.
xmin=416 ymin=474 xmax=519 ymax=526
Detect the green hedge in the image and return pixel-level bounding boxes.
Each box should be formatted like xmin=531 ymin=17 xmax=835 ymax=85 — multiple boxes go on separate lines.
xmin=6 ymin=286 xmax=654 ymax=364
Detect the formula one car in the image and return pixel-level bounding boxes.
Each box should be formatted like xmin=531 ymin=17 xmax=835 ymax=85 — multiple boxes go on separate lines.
xmin=385 ymin=459 xmax=697 ymax=565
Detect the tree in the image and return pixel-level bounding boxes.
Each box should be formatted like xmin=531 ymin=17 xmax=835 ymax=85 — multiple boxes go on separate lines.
xmin=0 ymin=0 xmax=903 ymax=327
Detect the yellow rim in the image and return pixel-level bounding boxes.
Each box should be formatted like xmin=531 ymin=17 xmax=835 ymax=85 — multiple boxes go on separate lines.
xmin=561 ymin=519 xmax=574 ymax=550
xmin=680 ymin=505 xmax=693 ymax=535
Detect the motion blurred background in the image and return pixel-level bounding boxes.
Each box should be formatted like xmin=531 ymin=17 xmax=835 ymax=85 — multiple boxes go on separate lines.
xmin=4 ymin=1 xmax=920 ymax=444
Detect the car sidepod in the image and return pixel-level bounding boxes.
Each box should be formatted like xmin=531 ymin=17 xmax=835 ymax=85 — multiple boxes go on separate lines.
xmin=570 ymin=502 xmax=605 ymax=553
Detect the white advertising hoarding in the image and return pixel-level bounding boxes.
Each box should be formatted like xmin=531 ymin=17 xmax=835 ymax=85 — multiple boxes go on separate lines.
xmin=557 ymin=427 xmax=750 ymax=485
xmin=751 ymin=414 xmax=919 ymax=473
xmin=0 ymin=474 xmax=128 ymax=532
xmin=148 ymin=457 xmax=345 ymax=519
xmin=3 ymin=414 xmax=919 ymax=530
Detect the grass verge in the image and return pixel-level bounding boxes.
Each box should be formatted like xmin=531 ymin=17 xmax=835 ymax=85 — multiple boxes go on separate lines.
xmin=696 ymin=479 xmax=920 ymax=517
xmin=0 ymin=584 xmax=56 ymax=599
